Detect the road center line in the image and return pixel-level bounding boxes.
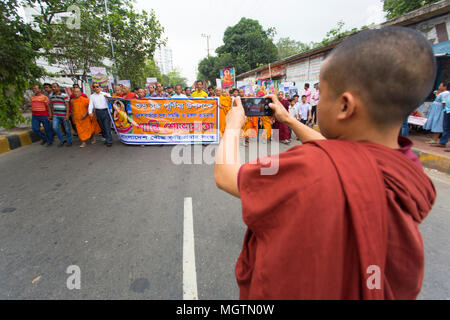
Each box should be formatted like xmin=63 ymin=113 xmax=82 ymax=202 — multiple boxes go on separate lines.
xmin=183 ymin=197 xmax=198 ymax=300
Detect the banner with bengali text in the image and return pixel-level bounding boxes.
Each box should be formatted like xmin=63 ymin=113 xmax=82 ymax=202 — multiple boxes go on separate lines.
xmin=106 ymin=97 xmax=219 ymax=145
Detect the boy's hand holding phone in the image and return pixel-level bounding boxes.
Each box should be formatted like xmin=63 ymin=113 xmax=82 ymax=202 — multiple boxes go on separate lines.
xmin=265 ymin=94 xmax=292 ymax=124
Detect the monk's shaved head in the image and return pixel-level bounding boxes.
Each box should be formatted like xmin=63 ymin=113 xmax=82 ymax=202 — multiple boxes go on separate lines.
xmin=321 ymin=27 xmax=436 ymax=127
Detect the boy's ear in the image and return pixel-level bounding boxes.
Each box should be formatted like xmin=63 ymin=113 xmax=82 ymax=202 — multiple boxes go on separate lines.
xmin=337 ymin=92 xmax=357 ymax=121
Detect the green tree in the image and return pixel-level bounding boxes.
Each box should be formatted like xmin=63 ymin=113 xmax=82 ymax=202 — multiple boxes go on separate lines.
xmin=28 ymin=0 xmax=166 ymax=88
xmin=216 ymin=18 xmax=278 ymax=73
xmin=0 ymin=0 xmax=45 ymax=129
xmin=383 ymin=0 xmax=440 ymax=20
xmin=198 ymin=18 xmax=278 ymax=85
xmin=142 ymin=59 xmax=161 ymax=84
xmin=276 ymin=37 xmax=311 ymax=59
xmin=308 ymin=20 xmax=372 ymax=49
xmin=107 ymin=1 xmax=165 ymax=88
xmin=160 ymin=68 xmax=188 ymax=88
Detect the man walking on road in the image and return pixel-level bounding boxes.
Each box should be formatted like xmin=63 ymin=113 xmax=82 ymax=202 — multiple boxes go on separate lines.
xmin=31 ymin=84 xmax=53 ymax=146
xmin=88 ymin=83 xmax=113 ymax=147
xmin=50 ymin=83 xmax=72 ymax=147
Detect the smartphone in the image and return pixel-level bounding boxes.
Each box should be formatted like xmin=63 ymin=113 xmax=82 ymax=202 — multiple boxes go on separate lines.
xmin=241 ymin=98 xmax=274 ymax=117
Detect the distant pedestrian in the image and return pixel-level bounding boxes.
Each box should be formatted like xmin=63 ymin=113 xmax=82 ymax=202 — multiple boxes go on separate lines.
xmin=146 ymin=85 xmax=156 ymax=97
xmin=88 ymin=83 xmax=113 ymax=147
xmin=31 ymin=84 xmax=53 ymax=146
xmin=172 ymin=85 xmax=187 ymax=98
xmin=208 ymin=86 xmax=215 ymax=97
xmin=185 ymin=87 xmax=192 ymax=97
xmin=191 ymin=80 xmax=208 ymax=98
xmin=311 ymin=83 xmax=320 ymax=124
xmin=43 ymin=83 xmax=53 ymax=99
xmin=424 ymin=82 xmax=448 ymax=144
xmin=122 ymin=86 xmax=138 ymax=99
xmin=302 ymin=83 xmax=312 ymax=104
xmin=137 ymin=88 xmax=147 ymax=99
xmin=167 ymin=85 xmax=175 ymax=97
xmin=70 ymin=84 xmax=87 ymax=99
xmin=50 ymin=83 xmax=72 ymax=147
xmin=297 ymin=95 xmax=312 ymax=125
xmin=113 ymin=85 xmax=124 ymax=98
xmin=152 ymin=82 xmax=169 ymax=98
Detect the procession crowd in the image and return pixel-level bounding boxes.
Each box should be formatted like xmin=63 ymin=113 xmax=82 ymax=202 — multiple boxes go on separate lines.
xmin=30 ymin=79 xmax=320 ymax=148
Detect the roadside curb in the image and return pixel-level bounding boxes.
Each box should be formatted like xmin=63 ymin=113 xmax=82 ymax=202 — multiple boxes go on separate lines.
xmin=312 ymin=125 xmax=450 ymax=174
xmin=411 ymin=148 xmax=450 ymax=174
xmin=0 ymin=130 xmax=42 ymax=155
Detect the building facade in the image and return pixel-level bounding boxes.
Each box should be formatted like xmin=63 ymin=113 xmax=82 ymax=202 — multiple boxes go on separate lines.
xmin=237 ymin=0 xmax=450 ymax=94
xmin=154 ymin=46 xmax=174 ymax=75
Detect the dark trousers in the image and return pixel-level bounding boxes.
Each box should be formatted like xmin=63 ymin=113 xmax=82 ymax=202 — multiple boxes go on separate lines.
xmin=95 ymin=109 xmax=113 ymax=145
xmin=400 ymin=117 xmax=409 ymax=137
xmin=32 ymin=115 xmax=53 ymax=144
xmin=439 ymin=112 xmax=450 ymax=145
xmin=311 ymin=105 xmax=317 ymax=124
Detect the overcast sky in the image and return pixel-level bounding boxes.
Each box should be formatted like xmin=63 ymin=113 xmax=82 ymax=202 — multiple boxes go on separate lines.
xmin=136 ymin=0 xmax=387 ymax=84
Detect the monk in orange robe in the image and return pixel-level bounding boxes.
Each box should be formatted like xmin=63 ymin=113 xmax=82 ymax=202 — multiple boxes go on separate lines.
xmin=215 ymin=28 xmax=437 ymax=299
xmin=71 ymin=87 xmax=101 ymax=148
xmin=260 ymin=116 xmax=272 ymax=141
xmin=219 ymin=89 xmax=232 ymax=137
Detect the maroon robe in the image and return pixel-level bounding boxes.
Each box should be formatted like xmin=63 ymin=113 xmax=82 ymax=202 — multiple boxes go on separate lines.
xmin=272 ymin=99 xmax=290 ymax=141
xmin=236 ymin=138 xmax=435 ymax=299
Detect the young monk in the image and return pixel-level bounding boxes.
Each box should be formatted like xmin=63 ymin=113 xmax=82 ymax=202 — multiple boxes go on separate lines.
xmin=71 ymin=87 xmax=101 ymax=148
xmin=215 ymin=27 xmax=436 ymax=300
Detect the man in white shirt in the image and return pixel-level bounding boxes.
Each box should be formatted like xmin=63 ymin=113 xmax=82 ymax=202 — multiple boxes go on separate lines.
xmin=296 ymin=95 xmax=312 ymax=125
xmin=172 ymin=84 xmax=187 ymax=98
xmin=88 ymin=83 xmax=112 ymax=147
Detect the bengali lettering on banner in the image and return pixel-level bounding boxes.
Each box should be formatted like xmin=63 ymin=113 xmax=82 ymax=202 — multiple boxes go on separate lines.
xmin=106 ymin=97 xmax=219 ymax=145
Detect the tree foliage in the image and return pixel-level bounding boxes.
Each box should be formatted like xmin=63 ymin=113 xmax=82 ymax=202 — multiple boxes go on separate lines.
xmin=0 ymin=0 xmax=45 ymax=128
xmin=160 ymin=68 xmax=188 ymax=88
xmin=107 ymin=0 xmax=165 ymax=87
xmin=383 ymin=0 xmax=440 ymax=20
xmin=28 ymin=0 xmax=108 ymax=83
xmin=28 ymin=0 xmax=166 ymax=88
xmin=197 ymin=18 xmax=278 ymax=85
xmin=276 ymin=37 xmax=311 ymax=59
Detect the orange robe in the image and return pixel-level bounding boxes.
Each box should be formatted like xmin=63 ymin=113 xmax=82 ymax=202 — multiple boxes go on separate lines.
xmin=71 ymin=96 xmax=101 ymax=141
xmin=261 ymin=116 xmax=272 ymax=139
xmin=219 ymin=96 xmax=232 ymax=137
xmin=243 ymin=117 xmax=258 ymax=139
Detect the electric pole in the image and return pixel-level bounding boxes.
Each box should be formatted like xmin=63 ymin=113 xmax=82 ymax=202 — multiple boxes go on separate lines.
xmin=201 ymin=34 xmax=211 ymax=57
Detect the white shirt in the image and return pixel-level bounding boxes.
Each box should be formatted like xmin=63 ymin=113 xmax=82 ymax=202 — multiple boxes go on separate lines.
xmin=172 ymin=93 xmax=187 ymax=98
xmin=289 ymin=105 xmax=298 ymax=118
xmin=296 ymin=102 xmax=311 ymax=120
xmin=88 ymin=91 xmax=110 ymax=114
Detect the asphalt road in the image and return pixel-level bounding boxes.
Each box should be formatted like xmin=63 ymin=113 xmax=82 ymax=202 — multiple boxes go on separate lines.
xmin=0 ymin=135 xmax=448 ymax=299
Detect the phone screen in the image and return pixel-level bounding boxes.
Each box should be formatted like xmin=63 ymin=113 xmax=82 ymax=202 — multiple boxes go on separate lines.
xmin=241 ymin=98 xmax=273 ymax=117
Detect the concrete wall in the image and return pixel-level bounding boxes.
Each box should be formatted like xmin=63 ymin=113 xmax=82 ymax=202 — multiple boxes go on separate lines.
xmin=410 ymin=12 xmax=450 ymax=44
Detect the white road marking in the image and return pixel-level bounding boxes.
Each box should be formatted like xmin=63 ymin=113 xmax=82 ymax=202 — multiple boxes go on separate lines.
xmin=183 ymin=197 xmax=198 ymax=300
